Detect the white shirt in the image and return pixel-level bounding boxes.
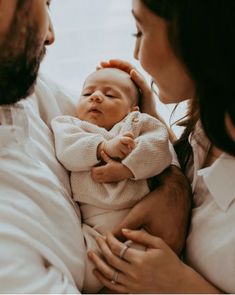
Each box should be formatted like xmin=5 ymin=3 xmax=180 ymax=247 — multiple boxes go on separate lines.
xmin=0 ymin=74 xmax=86 ymax=293
xmin=185 ymin=123 xmax=235 ymax=293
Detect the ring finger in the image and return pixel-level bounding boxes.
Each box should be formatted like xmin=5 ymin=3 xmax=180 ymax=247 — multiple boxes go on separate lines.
xmin=88 ymin=250 xmax=131 ymax=287
xmin=93 ymin=268 xmax=130 ymax=293
xmin=95 ymin=236 xmax=130 ymax=273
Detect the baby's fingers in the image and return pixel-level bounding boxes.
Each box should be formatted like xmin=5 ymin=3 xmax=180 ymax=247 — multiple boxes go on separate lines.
xmin=121 ymin=137 xmax=135 ymax=150
xmin=122 ymin=132 xmax=134 ymax=139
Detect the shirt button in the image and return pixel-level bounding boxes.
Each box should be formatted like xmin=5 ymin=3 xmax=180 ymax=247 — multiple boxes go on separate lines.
xmin=132 ymin=117 xmax=139 ymax=123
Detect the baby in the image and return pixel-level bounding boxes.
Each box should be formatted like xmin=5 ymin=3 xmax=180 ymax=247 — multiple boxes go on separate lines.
xmin=51 ymin=68 xmax=172 ymax=293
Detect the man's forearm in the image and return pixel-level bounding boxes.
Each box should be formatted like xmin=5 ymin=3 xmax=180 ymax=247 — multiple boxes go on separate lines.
xmin=145 ymin=165 xmax=192 ymax=254
xmin=112 ymin=165 xmax=192 ymax=255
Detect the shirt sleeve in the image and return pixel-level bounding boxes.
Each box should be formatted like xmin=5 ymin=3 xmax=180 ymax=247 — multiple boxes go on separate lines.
xmin=51 ymin=116 xmax=104 ymax=171
xmin=122 ymin=113 xmax=172 ymax=180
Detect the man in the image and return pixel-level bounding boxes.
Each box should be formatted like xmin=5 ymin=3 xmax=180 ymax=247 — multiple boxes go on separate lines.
xmin=0 ymin=0 xmax=191 ymax=292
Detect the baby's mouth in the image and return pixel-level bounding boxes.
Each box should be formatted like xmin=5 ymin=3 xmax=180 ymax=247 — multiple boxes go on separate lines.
xmin=89 ymin=106 xmax=102 ymax=113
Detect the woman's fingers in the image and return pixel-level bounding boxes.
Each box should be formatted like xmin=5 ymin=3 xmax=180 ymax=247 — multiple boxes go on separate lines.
xmin=95 ymin=236 xmax=130 ymax=272
xmin=99 ymin=59 xmax=136 ymax=74
xmin=130 ymin=69 xmax=150 ymax=94
xmin=88 ymin=240 xmax=133 ymax=291
xmin=121 ymin=229 xmax=166 ymax=249
xmin=93 ymin=269 xmax=129 ymax=293
xmin=88 ymin=250 xmax=115 ymax=280
xmin=109 ymin=59 xmax=136 ymax=73
xmin=105 ymin=232 xmax=144 ymax=264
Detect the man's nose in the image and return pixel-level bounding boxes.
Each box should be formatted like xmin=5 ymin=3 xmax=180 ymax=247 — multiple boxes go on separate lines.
xmin=90 ymin=92 xmax=103 ymax=103
xmin=45 ymin=17 xmax=55 ymax=46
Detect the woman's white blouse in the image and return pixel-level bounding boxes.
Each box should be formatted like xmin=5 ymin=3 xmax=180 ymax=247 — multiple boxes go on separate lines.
xmin=185 ymin=123 xmax=235 ymax=293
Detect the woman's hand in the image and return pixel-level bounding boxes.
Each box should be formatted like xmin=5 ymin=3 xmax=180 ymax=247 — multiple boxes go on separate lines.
xmin=89 ymin=230 xmax=222 ymax=294
xmin=88 ymin=230 xmax=188 ymax=293
xmin=98 ymin=59 xmax=158 ymax=118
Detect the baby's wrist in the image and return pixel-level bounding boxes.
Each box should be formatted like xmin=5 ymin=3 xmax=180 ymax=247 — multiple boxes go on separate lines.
xmin=97 ymin=141 xmax=105 ymax=159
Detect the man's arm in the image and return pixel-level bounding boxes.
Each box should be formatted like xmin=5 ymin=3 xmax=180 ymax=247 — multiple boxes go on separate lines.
xmin=112 ymin=165 xmax=192 ymax=255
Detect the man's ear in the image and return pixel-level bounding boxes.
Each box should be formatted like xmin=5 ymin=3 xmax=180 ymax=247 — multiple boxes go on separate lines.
xmin=131 ymin=105 xmax=139 ymax=112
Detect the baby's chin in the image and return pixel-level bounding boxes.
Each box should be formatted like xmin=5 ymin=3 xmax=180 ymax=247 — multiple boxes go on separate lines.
xmin=79 ymin=116 xmax=104 ymax=129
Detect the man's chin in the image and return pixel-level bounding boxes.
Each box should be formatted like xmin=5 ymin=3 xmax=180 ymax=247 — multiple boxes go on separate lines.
xmin=0 ymin=46 xmax=46 ymax=105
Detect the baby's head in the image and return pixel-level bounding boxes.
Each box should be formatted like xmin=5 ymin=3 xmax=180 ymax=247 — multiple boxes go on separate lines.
xmin=76 ymin=68 xmax=140 ymax=130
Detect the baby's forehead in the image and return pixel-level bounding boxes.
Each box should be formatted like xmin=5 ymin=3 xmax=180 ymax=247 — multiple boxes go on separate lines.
xmin=84 ymin=68 xmax=133 ymax=88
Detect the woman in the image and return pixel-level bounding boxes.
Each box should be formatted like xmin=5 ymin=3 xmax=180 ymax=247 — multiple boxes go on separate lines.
xmin=88 ymin=0 xmax=235 ymax=293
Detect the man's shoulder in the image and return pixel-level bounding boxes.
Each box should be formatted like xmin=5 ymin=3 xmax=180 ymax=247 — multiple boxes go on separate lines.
xmin=31 ymin=73 xmax=77 ymax=125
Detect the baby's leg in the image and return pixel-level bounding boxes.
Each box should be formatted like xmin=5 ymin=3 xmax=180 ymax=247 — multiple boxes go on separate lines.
xmin=82 ymin=223 xmax=104 ymax=293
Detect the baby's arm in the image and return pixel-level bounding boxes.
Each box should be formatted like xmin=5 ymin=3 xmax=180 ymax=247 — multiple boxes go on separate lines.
xmin=97 ymin=132 xmax=135 ymax=160
xmin=51 ymin=116 xmax=104 ymax=171
xmin=122 ymin=113 xmax=172 ymax=180
xmin=93 ymin=132 xmax=136 ymax=183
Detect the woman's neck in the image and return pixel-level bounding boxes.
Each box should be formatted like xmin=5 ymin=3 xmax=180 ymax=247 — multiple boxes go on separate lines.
xmin=203 ymin=145 xmax=223 ymax=168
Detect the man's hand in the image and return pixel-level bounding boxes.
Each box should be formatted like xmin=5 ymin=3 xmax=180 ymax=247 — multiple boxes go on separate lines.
xmin=98 ymin=132 xmax=135 ymax=160
xmin=112 ymin=165 xmax=192 ymax=255
xmin=92 ymin=151 xmax=134 ymax=183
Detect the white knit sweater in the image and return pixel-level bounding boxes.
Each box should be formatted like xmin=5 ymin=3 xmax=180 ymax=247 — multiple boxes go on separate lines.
xmin=51 ymin=111 xmax=172 ymax=211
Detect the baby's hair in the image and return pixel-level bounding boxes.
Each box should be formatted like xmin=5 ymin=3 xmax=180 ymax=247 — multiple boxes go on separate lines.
xmin=84 ymin=68 xmax=142 ymax=107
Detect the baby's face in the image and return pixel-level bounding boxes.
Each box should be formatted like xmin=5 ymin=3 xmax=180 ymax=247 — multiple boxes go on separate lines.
xmin=76 ymin=68 xmax=138 ymax=130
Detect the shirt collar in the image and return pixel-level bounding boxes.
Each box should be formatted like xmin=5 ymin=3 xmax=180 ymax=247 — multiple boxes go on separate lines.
xmin=198 ymin=153 xmax=235 ymax=211
xmin=0 ymin=103 xmax=28 ymax=148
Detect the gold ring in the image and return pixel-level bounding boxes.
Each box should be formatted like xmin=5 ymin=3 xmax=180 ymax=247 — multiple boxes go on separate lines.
xmin=119 ymin=244 xmax=129 ymax=259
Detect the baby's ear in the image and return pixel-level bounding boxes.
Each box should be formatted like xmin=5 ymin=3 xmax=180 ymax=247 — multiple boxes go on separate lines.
xmin=131 ymin=105 xmax=139 ymax=112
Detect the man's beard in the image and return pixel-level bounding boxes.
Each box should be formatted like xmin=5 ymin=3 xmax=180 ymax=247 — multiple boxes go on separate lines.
xmin=0 ymin=44 xmax=46 ymax=105
xmin=0 ymin=4 xmax=46 ymax=105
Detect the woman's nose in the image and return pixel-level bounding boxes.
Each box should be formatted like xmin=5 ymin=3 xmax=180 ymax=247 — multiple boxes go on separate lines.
xmin=134 ymin=39 xmax=140 ymax=60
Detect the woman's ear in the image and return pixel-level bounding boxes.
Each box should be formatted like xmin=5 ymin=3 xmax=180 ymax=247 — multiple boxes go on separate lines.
xmin=131 ymin=105 xmax=139 ymax=112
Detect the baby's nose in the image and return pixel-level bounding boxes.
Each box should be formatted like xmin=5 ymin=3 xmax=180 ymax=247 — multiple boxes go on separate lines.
xmin=90 ymin=92 xmax=103 ymax=102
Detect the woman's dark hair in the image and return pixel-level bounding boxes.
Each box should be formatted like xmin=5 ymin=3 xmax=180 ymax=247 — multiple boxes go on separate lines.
xmin=142 ymin=0 xmax=235 ymax=165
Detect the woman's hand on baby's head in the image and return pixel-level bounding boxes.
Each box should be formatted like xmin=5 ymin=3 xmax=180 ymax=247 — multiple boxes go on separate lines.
xmin=97 ymin=59 xmax=158 ymax=118
xmin=98 ymin=59 xmax=135 ymax=74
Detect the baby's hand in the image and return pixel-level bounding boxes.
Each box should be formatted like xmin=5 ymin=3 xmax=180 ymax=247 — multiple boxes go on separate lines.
xmin=103 ymin=132 xmax=135 ymax=159
xmin=92 ymin=151 xmax=134 ymax=183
